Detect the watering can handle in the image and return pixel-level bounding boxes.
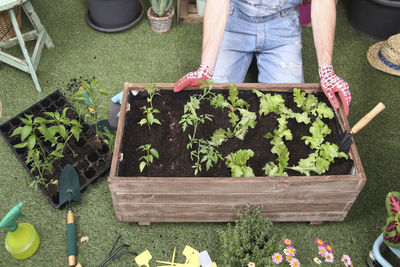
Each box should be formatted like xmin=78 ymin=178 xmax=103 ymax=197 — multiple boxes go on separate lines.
xmin=67 ymin=209 xmax=77 ymax=266
xmin=351 ymin=102 xmax=385 ymax=134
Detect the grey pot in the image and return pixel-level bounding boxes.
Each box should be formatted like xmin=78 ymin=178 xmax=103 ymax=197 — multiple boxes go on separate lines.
xmin=86 ymin=0 xmax=145 ymax=32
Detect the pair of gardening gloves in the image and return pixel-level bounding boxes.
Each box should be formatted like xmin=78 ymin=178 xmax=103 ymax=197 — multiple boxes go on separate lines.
xmin=111 ymin=65 xmax=351 ymax=116
xmin=173 ymin=64 xmax=352 ymax=116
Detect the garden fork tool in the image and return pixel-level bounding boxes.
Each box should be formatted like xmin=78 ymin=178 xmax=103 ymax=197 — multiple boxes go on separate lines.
xmin=338 ymin=102 xmax=385 ymax=153
xmin=58 ymin=164 xmax=81 ymax=267
xmin=98 ymin=235 xmax=136 ymax=267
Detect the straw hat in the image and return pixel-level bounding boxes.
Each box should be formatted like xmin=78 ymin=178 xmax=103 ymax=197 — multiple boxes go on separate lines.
xmin=367 ymin=33 xmax=400 ymax=76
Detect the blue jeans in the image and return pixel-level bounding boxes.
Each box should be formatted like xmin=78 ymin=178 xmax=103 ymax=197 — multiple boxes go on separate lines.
xmin=213 ymin=0 xmax=304 ymax=83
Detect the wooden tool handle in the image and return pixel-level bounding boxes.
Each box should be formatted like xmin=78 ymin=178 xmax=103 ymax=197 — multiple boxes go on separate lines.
xmin=67 ymin=210 xmax=77 ymax=267
xmin=351 ymin=102 xmax=385 ymax=134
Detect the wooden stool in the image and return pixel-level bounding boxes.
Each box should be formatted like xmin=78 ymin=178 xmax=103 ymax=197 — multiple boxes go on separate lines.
xmin=0 ymin=0 xmax=54 ymax=92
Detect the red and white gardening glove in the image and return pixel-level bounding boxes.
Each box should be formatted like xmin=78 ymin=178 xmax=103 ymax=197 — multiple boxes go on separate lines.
xmin=173 ymin=64 xmax=214 ymax=92
xmin=319 ymin=65 xmax=351 ymax=116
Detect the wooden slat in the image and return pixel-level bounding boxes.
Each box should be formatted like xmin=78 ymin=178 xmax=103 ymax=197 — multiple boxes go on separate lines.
xmin=114 ymin=202 xmax=349 ymax=214
xmin=116 ymin=212 xmax=347 ymax=223
xmin=108 ymin=176 xmax=363 ymax=193
xmin=114 ymin=191 xmax=360 ymax=204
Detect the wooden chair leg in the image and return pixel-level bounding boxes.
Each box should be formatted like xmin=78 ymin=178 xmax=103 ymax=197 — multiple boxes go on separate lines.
xmin=22 ymin=1 xmax=54 ymax=49
xmin=9 ymin=8 xmax=41 ymax=92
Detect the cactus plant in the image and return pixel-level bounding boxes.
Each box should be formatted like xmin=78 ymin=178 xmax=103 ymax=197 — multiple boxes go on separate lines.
xmin=149 ymin=0 xmax=173 ymax=17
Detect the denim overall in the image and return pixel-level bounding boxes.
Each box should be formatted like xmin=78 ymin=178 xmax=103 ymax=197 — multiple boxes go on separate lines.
xmin=213 ymin=0 xmax=304 ymax=83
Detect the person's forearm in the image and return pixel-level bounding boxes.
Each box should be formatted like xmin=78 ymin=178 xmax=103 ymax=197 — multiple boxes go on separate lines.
xmin=311 ymin=0 xmax=336 ymax=66
xmin=201 ymin=0 xmax=230 ymax=69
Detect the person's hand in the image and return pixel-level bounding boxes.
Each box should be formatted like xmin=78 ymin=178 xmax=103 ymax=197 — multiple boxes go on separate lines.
xmin=318 ymin=65 xmax=351 ymax=116
xmin=173 ymin=64 xmax=214 ymax=92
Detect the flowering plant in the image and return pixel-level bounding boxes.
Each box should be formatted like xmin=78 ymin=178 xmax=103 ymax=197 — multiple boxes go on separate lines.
xmin=267 ymin=238 xmax=353 ymax=267
xmin=382 ymin=191 xmax=400 ymax=248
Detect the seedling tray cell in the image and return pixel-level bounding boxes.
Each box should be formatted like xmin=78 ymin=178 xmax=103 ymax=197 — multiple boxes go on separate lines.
xmin=0 ymin=90 xmax=112 ymax=209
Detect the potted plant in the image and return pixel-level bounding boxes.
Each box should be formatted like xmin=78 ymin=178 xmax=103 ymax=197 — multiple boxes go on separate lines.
xmin=147 ymin=0 xmax=175 ymax=33
xmin=348 ymin=0 xmax=400 ymax=41
xmin=85 ymin=0 xmax=145 ymax=33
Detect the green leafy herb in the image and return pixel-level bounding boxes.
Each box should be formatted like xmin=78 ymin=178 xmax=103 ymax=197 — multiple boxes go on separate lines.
xmin=225 ymin=149 xmax=255 ymax=177
xmin=218 ymin=205 xmax=279 ymax=266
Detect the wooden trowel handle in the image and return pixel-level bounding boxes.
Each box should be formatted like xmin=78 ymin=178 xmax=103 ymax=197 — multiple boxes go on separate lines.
xmin=351 ymin=102 xmax=385 ymax=134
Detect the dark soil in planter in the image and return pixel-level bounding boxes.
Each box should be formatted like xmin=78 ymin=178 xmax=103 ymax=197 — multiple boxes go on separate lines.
xmin=119 ymin=89 xmax=353 ymax=177
xmin=0 ymin=90 xmax=112 ymax=208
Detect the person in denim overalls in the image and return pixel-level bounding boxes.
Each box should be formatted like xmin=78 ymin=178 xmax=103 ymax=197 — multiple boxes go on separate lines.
xmin=174 ymin=0 xmax=351 ymax=115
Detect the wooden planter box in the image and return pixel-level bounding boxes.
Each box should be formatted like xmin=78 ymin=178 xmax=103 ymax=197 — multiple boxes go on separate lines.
xmin=177 ymin=0 xmax=203 ymax=24
xmin=108 ymin=83 xmax=366 ymax=225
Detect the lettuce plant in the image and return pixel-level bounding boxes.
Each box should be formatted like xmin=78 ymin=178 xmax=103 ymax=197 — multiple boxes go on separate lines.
xmin=225 ymin=149 xmax=255 ymax=177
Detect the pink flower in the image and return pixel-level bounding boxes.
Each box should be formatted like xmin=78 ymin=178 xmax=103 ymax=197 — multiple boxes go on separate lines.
xmin=315 ymin=238 xmax=325 ymax=247
xmin=283 ymin=238 xmax=293 ymax=247
xmin=247 ymin=262 xmax=255 ymax=267
xmin=318 ymin=246 xmax=327 ymax=257
xmin=290 ymin=258 xmax=300 ymax=267
xmin=325 ymin=252 xmax=334 ymax=263
xmin=313 ymin=257 xmax=322 ymax=264
xmin=272 ymin=252 xmax=283 ymax=264
xmin=326 ymin=244 xmax=333 ymax=253
xmin=341 ymin=254 xmax=352 ymax=267
xmin=285 ymin=255 xmax=293 ymax=263
xmin=283 ymin=247 xmax=296 ymax=256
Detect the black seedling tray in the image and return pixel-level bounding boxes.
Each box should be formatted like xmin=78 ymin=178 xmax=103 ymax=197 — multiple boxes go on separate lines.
xmin=0 ymin=90 xmax=112 ymax=209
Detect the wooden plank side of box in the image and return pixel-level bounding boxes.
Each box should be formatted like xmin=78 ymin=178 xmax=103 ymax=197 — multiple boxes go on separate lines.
xmin=108 ymin=83 xmax=367 ymax=224
xmin=114 ymin=211 xmax=347 ymax=223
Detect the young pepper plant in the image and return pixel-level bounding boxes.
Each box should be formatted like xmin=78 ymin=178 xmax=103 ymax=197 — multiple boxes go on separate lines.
xmin=74 ymin=79 xmax=111 ymax=141
xmin=42 ymin=107 xmax=83 ymax=157
xmin=11 ymin=114 xmax=60 ymax=187
xmin=137 ymin=144 xmax=159 ymax=172
xmin=138 ymin=84 xmax=161 ymax=129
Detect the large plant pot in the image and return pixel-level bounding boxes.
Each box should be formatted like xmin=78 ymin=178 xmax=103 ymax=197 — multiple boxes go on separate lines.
xmin=108 ymin=83 xmax=366 ymax=225
xmin=147 ymin=7 xmax=175 ymax=33
xmin=86 ymin=0 xmax=145 ymax=32
xmin=349 ymin=0 xmax=400 ymax=41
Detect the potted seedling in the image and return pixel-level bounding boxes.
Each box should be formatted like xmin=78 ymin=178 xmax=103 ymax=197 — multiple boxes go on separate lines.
xmin=147 ymin=0 xmax=175 ymax=33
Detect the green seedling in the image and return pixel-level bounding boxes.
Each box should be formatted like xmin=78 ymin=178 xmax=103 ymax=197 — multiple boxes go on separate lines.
xmin=138 ymin=84 xmax=161 ymax=129
xmin=12 ymin=114 xmax=56 ymax=187
xmin=211 ymin=84 xmax=256 ymax=140
xmin=225 ymin=149 xmax=255 ymax=177
xmin=137 ymin=144 xmax=159 ymax=172
xmin=42 ymin=107 xmax=83 ymax=157
xmin=179 ymin=81 xmax=223 ymax=175
xmin=74 ymin=79 xmax=111 ymax=141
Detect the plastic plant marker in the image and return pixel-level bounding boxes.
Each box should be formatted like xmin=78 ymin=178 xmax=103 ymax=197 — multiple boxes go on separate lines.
xmin=198 ymin=251 xmax=217 ymax=267
xmin=135 ymin=250 xmax=152 ymax=267
xmin=183 ymin=246 xmax=199 ymax=264
xmin=157 ymin=246 xmax=200 ymax=267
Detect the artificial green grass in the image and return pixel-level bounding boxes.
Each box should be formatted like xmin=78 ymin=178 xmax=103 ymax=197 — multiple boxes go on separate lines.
xmin=0 ymin=0 xmax=399 ymax=266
